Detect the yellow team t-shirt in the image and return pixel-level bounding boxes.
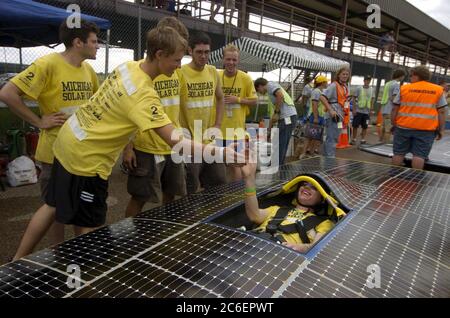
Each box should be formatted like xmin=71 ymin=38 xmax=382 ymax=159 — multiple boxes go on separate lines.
xmin=133 ymin=68 xmax=181 ymax=155
xmin=256 ymin=206 xmax=335 ymax=244
xmin=218 ymin=70 xmax=256 ymax=140
xmin=179 ymin=64 xmax=218 ymax=142
xmin=10 ymin=53 xmax=99 ymax=164
xmin=53 ymin=60 xmax=172 ymax=180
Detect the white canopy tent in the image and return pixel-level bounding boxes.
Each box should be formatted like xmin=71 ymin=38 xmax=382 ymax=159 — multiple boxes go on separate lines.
xmin=210 ymin=37 xmax=349 ymax=72
xmin=210 ymin=37 xmax=350 ymax=97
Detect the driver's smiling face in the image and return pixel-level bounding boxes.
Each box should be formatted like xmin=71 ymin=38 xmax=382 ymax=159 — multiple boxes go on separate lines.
xmin=297 ymin=182 xmax=322 ymax=206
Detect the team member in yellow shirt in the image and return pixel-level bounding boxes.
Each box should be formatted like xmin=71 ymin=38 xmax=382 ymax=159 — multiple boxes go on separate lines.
xmin=179 ymin=32 xmax=226 ymax=194
xmin=12 ymin=26 xmax=244 ymax=260
xmin=218 ymin=45 xmax=256 ymax=181
xmin=0 ymin=20 xmax=99 ymax=244
xmin=123 ymin=17 xmax=189 ymax=217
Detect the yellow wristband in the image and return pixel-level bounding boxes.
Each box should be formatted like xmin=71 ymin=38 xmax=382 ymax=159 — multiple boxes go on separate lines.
xmin=237 ymin=97 xmax=241 ymax=103
xmin=245 ymin=192 xmax=257 ymax=197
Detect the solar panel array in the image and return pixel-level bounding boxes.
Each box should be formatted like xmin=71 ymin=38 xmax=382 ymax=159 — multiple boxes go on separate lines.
xmin=1 ymin=157 xmax=449 ymax=298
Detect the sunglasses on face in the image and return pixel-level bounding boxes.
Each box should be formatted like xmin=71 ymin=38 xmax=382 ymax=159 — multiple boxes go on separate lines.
xmin=298 ymin=182 xmax=318 ymax=191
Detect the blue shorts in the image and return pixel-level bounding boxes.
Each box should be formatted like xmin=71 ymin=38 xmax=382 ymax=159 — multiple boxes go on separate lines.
xmin=393 ymin=127 xmax=436 ymax=159
xmin=308 ymin=116 xmax=325 ymax=126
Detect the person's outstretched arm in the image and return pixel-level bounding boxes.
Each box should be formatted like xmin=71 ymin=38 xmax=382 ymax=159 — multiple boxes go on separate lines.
xmin=154 ymin=123 xmax=246 ymax=165
xmin=239 ymin=156 xmax=269 ymax=225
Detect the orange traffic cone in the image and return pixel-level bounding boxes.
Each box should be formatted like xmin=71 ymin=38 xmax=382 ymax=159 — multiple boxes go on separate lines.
xmin=336 ymin=125 xmax=351 ymax=149
xmin=336 ymin=106 xmax=351 ymax=149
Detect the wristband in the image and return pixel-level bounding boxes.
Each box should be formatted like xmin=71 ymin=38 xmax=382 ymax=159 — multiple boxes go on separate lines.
xmin=237 ymin=97 xmax=241 ymax=104
xmin=245 ymin=192 xmax=257 ymax=197
xmin=245 ymin=187 xmax=256 ymax=193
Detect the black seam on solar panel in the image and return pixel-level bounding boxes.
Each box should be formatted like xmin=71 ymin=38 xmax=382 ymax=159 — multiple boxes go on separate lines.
xmin=134 ymin=258 xmax=222 ymax=297
xmin=135 ymin=194 xmax=246 ymax=225
xmin=306 ymin=189 xmax=449 ymax=298
xmin=129 ymin=218 xmax=187 ymax=227
xmin=304 ymin=193 xmax=402 ymax=294
xmin=130 ymin=223 xmax=305 ymax=298
xmin=23 ymin=219 xmax=188 ymax=283
xmin=282 ymin=268 xmax=365 ymax=298
xmin=22 ymin=258 xmax=88 ymax=284
xmin=347 ymin=218 xmax=449 ymax=269
xmin=272 ymin=259 xmax=311 ymax=297
xmin=63 ymin=222 xmax=201 ymax=297
xmin=0 ymin=260 xmax=81 ymax=298
xmin=2 ymin=158 xmax=450 ymax=298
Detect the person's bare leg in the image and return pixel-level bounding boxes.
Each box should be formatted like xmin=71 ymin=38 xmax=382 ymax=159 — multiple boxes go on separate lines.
xmin=392 ymin=155 xmax=405 ymax=166
xmin=380 ymin=125 xmax=385 ymax=142
xmin=73 ymin=226 xmax=98 ymax=237
xmin=13 ymin=204 xmax=56 ymax=260
xmin=352 ymin=127 xmax=358 ymax=143
xmin=162 ymin=193 xmax=175 ymax=204
xmin=48 ymin=222 xmax=65 ymax=246
xmin=301 ymin=138 xmax=313 ymax=157
xmin=361 ymin=128 xmax=368 ymax=141
xmin=411 ymin=156 xmax=425 ymax=170
xmin=125 ymin=197 xmax=146 ymax=218
xmin=312 ymin=140 xmax=321 ymax=154
xmin=380 ymin=115 xmax=389 ymax=143
xmin=293 ymin=138 xmax=303 ymax=159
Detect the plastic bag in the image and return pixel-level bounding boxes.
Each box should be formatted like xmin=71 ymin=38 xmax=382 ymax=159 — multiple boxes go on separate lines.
xmin=6 ymin=155 xmax=38 ymax=187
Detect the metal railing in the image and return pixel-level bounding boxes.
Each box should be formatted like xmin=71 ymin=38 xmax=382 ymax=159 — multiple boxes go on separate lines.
xmin=169 ymin=0 xmax=449 ymax=75
xmin=1 ymin=0 xmax=448 ymax=77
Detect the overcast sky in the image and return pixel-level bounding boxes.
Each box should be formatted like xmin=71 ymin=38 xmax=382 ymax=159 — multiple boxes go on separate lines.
xmin=407 ymin=0 xmax=450 ymax=29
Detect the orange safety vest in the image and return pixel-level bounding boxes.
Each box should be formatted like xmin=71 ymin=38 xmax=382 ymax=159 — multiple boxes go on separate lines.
xmin=336 ymin=81 xmax=350 ymax=126
xmin=335 ymin=81 xmax=349 ymax=108
xmin=396 ymin=81 xmax=443 ymax=131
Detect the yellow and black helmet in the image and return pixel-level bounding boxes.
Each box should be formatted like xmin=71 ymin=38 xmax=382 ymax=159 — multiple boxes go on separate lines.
xmin=266 ymin=173 xmax=348 ymax=220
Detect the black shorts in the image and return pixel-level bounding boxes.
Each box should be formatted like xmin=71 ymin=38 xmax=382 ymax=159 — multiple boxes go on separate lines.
xmin=352 ymin=112 xmax=370 ymax=129
xmin=45 ymin=159 xmax=108 ymax=228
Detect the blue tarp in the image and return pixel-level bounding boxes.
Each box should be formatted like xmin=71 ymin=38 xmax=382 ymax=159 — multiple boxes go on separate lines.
xmin=0 ymin=0 xmax=111 ymax=47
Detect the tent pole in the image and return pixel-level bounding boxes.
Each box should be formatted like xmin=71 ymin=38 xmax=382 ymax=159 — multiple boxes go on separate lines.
xmin=279 ymin=68 xmax=282 ymax=83
xmin=19 ymin=47 xmax=23 ymax=70
xmin=105 ymin=29 xmax=110 ymax=77
xmin=291 ymin=64 xmax=294 ymax=99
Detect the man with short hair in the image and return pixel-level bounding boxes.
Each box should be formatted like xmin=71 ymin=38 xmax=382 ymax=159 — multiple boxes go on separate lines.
xmin=218 ymin=44 xmax=256 ymax=180
xmin=254 ymin=78 xmax=298 ymax=165
xmin=0 ymin=19 xmax=100 ymax=245
xmin=179 ymin=32 xmax=226 ymax=194
xmin=123 ymin=17 xmax=189 ymax=218
xmin=351 ymin=76 xmax=374 ymax=145
xmin=391 ymin=65 xmax=448 ymax=170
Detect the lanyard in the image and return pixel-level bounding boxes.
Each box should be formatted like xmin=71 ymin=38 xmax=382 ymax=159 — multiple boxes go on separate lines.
xmin=223 ymin=71 xmax=238 ymax=92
